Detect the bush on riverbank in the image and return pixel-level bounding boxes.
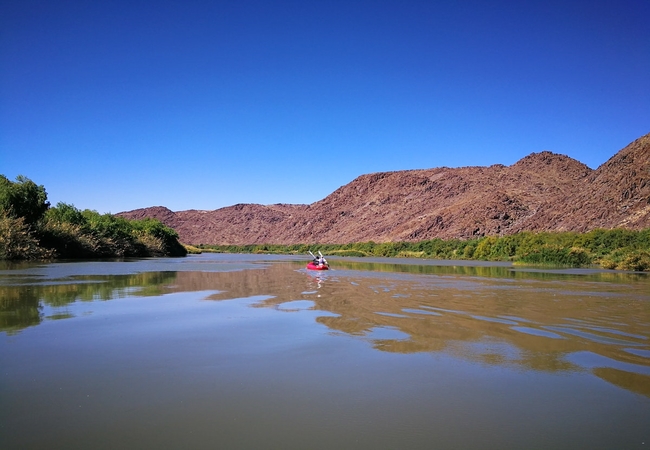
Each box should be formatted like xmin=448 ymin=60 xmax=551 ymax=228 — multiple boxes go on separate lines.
xmin=0 ymin=175 xmax=186 ymax=260
xmin=39 ymin=206 xmax=187 ymax=258
xmin=0 ymin=214 xmax=55 ymax=260
xmin=198 ymin=228 xmax=650 ymax=271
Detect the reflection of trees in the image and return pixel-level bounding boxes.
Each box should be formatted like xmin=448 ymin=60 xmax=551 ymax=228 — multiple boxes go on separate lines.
xmin=0 ymin=271 xmax=178 ymax=334
xmin=330 ymin=258 xmax=650 ymax=283
xmin=332 ymin=260 xmax=513 ymax=277
xmin=40 ymin=272 xmax=178 ymax=306
xmin=0 ymin=287 xmax=42 ymax=335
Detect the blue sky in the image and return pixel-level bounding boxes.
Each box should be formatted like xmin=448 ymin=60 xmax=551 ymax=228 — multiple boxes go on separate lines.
xmin=1 ymin=0 xmax=649 ymax=213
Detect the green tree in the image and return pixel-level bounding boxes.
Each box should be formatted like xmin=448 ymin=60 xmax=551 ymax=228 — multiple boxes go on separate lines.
xmin=0 ymin=175 xmax=50 ymax=226
xmin=45 ymin=202 xmax=87 ymax=226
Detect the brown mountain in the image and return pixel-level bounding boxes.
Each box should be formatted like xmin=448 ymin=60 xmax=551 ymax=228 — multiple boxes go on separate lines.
xmin=119 ymin=133 xmax=650 ymax=245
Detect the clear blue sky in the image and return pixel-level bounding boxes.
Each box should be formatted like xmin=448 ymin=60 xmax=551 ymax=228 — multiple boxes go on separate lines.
xmin=1 ymin=0 xmax=648 ymax=213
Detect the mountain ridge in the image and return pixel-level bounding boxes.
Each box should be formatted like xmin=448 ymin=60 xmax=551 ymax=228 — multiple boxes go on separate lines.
xmin=118 ymin=133 xmax=650 ymax=245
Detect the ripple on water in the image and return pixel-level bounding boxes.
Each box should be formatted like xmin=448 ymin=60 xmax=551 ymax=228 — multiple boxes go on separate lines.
xmin=375 ymin=311 xmax=409 ymax=318
xmin=470 ymin=315 xmax=518 ymax=325
xmin=401 ymin=308 xmax=442 ymax=316
xmin=511 ymin=326 xmax=565 ymax=339
xmin=579 ymin=326 xmax=648 ymax=341
xmin=418 ymin=305 xmax=463 ymax=314
xmin=499 ymin=315 xmax=532 ymax=323
xmin=544 ymin=326 xmax=646 ymax=346
xmin=623 ymin=348 xmax=650 ymax=358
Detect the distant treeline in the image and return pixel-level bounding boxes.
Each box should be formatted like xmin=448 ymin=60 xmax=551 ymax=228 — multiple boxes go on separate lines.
xmin=1 ymin=175 xmax=187 ymax=260
xmin=199 ymin=228 xmax=650 ymax=271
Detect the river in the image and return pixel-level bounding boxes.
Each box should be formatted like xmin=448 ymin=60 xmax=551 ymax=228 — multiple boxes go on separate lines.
xmin=1 ymin=254 xmax=649 ymax=449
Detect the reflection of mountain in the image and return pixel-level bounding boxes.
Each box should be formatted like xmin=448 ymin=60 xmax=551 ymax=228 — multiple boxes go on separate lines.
xmin=593 ymin=367 xmax=650 ymax=398
xmin=1 ymin=260 xmax=648 ymax=398
xmin=205 ymin=262 xmax=650 ymax=397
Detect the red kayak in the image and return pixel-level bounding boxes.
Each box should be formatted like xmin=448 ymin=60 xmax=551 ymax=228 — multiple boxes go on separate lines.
xmin=307 ymin=262 xmax=329 ymax=270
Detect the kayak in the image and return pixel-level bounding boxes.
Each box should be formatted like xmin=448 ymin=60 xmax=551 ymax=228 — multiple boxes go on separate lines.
xmin=307 ymin=262 xmax=329 ymax=271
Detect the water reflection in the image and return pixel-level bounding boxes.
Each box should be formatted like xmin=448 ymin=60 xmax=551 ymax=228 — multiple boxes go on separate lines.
xmin=1 ymin=256 xmax=649 ymax=399
xmin=212 ymin=262 xmax=650 ymax=397
xmin=326 ymin=257 xmax=649 ymax=282
xmin=0 ymin=272 xmax=177 ymax=334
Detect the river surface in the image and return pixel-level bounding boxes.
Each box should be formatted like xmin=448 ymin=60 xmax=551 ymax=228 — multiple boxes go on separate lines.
xmin=1 ymin=254 xmax=649 ymax=449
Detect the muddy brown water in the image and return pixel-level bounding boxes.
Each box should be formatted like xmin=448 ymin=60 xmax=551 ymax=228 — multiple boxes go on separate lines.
xmin=1 ymin=254 xmax=649 ymax=449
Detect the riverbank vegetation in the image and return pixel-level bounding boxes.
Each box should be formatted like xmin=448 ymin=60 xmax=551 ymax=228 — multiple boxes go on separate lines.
xmin=0 ymin=175 xmax=186 ymax=260
xmin=199 ymin=228 xmax=650 ymax=272
xmin=4 ymin=175 xmax=647 ymax=270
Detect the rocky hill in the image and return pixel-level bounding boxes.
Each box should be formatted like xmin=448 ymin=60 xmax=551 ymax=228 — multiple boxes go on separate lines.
xmin=119 ymin=133 xmax=650 ymax=245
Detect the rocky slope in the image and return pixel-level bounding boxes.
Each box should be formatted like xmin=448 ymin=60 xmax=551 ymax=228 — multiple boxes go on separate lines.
xmin=119 ymin=133 xmax=650 ymax=245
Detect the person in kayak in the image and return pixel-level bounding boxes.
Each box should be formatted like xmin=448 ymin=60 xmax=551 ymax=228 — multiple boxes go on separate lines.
xmin=308 ymin=251 xmax=328 ymax=267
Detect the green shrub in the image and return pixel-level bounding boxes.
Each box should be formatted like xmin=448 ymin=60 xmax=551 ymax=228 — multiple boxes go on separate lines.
xmin=617 ymin=251 xmax=650 ymax=272
xmin=462 ymin=242 xmax=476 ymax=258
xmin=474 ymin=236 xmax=498 ymax=260
xmin=183 ymin=244 xmax=202 ymax=254
xmin=517 ymin=245 xmax=592 ymax=267
xmin=37 ymin=221 xmax=98 ymax=258
xmin=0 ymin=213 xmax=54 ymax=260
